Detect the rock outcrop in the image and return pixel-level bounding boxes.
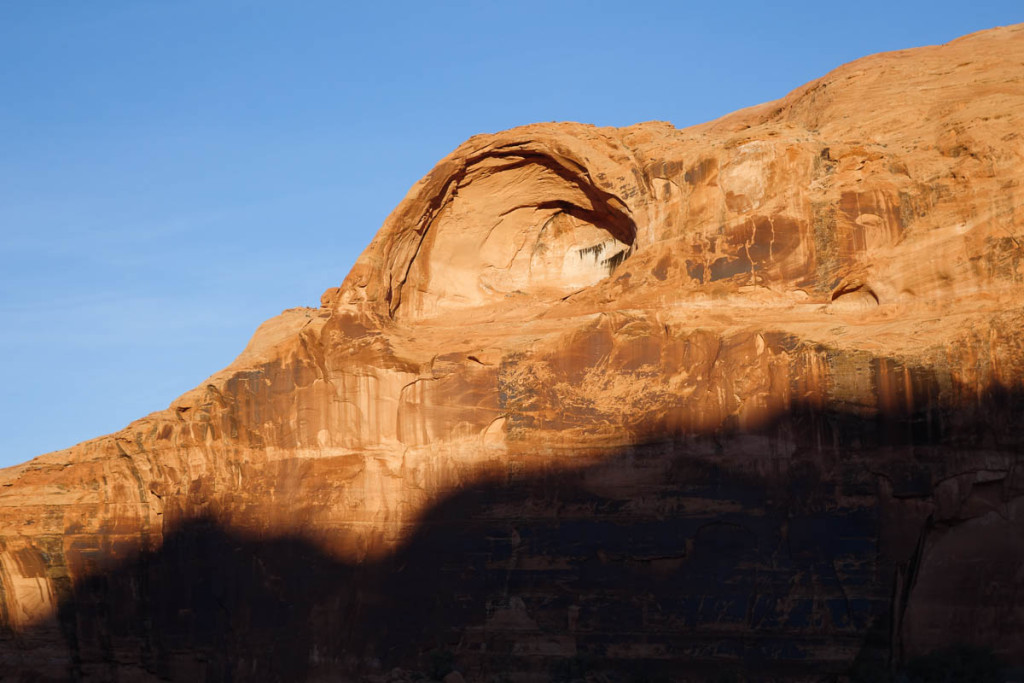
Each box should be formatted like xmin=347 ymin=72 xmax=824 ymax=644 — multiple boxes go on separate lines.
xmin=2 ymin=24 xmax=1024 ymax=682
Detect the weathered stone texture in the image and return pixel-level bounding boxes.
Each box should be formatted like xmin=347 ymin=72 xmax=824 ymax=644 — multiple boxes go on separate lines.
xmin=2 ymin=24 xmax=1024 ymax=682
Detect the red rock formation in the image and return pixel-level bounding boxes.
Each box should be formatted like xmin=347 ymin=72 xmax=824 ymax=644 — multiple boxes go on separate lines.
xmin=2 ymin=24 xmax=1023 ymax=682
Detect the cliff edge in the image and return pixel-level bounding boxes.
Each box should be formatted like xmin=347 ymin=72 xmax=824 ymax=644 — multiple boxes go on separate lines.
xmin=2 ymin=24 xmax=1024 ymax=682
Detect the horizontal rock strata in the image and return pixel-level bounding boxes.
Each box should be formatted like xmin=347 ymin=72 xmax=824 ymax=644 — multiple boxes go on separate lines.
xmin=2 ymin=23 xmax=1024 ymax=682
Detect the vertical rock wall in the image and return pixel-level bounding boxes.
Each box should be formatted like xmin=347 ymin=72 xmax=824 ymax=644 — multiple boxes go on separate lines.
xmin=1 ymin=23 xmax=1024 ymax=682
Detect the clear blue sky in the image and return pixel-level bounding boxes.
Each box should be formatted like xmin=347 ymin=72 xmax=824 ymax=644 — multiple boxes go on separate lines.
xmin=1 ymin=1 xmax=1020 ymax=467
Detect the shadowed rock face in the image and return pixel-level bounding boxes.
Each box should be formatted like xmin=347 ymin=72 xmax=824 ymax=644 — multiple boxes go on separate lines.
xmin=2 ymin=24 xmax=1024 ymax=682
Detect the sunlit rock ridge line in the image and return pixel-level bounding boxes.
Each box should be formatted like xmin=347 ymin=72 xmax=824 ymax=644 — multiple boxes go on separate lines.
xmin=3 ymin=24 xmax=1024 ymax=682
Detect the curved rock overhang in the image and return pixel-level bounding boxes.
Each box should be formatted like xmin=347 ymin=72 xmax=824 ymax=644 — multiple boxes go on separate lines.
xmin=4 ymin=25 xmax=1024 ymax=681
xmin=334 ymin=126 xmax=649 ymax=320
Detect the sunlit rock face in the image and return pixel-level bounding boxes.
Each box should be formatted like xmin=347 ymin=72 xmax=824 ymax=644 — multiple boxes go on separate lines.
xmin=2 ymin=24 xmax=1024 ymax=682
xmin=394 ymin=150 xmax=637 ymax=320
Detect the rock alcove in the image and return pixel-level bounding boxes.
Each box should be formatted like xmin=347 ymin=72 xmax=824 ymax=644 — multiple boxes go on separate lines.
xmin=391 ymin=152 xmax=637 ymax=320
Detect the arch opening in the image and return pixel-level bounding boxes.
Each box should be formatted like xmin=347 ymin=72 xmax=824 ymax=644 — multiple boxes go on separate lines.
xmin=392 ymin=152 xmax=637 ymax=321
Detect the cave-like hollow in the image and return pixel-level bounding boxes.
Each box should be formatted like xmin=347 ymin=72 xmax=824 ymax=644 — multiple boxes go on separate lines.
xmin=392 ymin=152 xmax=637 ymax=321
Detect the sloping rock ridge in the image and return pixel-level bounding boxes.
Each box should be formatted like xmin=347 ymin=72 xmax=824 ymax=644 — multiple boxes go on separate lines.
xmin=3 ymin=24 xmax=1024 ymax=682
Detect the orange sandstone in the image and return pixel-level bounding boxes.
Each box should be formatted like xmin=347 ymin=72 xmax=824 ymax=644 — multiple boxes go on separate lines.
xmin=2 ymin=24 xmax=1024 ymax=681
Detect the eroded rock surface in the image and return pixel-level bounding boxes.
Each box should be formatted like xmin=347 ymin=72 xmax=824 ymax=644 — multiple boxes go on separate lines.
xmin=2 ymin=24 xmax=1024 ymax=682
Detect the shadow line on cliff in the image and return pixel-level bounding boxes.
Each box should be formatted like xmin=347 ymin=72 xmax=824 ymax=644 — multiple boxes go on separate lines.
xmin=2 ymin=379 xmax=1023 ymax=682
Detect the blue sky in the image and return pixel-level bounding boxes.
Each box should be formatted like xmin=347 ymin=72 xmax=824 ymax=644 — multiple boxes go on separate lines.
xmin=1 ymin=1 xmax=1021 ymax=467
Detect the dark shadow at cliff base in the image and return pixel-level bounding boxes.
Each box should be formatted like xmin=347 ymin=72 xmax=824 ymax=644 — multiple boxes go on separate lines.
xmin=2 ymin=384 xmax=1023 ymax=682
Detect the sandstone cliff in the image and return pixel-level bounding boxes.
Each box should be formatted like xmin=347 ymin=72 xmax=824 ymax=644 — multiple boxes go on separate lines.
xmin=2 ymin=24 xmax=1024 ymax=682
